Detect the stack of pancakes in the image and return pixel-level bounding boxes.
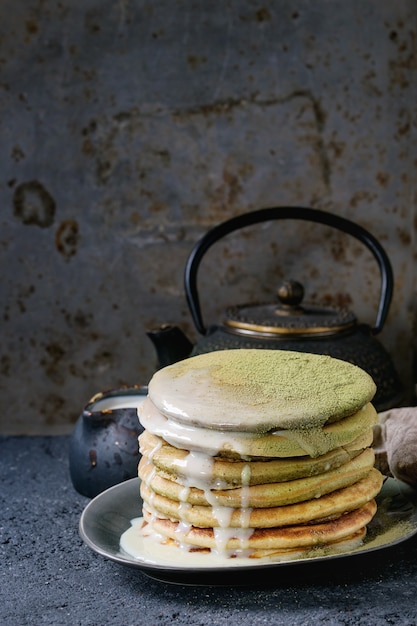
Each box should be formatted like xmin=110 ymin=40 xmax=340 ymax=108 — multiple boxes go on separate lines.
xmin=137 ymin=349 xmax=383 ymax=561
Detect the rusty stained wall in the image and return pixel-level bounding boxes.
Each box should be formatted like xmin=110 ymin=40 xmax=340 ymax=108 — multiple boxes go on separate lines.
xmin=0 ymin=0 xmax=416 ymax=434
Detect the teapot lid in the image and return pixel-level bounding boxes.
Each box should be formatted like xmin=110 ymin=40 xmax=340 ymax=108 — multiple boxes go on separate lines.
xmin=224 ymin=280 xmax=356 ymax=337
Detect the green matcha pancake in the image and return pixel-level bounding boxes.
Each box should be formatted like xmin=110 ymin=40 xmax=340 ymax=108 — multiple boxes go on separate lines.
xmin=141 ymin=499 xmax=378 ymax=551
xmin=147 ymin=349 xmax=377 ymax=433
xmin=139 ymin=447 xmax=377 ymax=509
xmin=139 ymin=430 xmax=374 ymax=485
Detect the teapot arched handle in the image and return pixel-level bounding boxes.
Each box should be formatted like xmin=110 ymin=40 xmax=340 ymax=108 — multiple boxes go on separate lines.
xmin=184 ymin=206 xmax=393 ymax=336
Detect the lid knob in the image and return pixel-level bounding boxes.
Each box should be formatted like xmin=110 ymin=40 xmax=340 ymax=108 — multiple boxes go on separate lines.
xmin=277 ymin=280 xmax=304 ymax=307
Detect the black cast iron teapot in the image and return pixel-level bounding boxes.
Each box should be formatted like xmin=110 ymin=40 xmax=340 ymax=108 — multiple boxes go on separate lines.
xmin=147 ymin=207 xmax=403 ymax=412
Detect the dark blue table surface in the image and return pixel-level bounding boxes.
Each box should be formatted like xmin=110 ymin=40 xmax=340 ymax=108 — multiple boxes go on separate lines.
xmin=2 ymin=434 xmax=417 ymax=626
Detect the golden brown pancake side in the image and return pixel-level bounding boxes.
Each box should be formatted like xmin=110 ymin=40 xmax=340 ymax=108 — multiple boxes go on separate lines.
xmin=139 ymin=429 xmax=374 ymax=485
xmin=140 ymin=468 xmax=382 ymax=529
xmin=141 ymin=500 xmax=377 ymax=551
xmin=139 ymin=447 xmax=377 ymax=508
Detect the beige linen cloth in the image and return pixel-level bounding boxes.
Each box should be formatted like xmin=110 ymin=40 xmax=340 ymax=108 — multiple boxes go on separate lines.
xmin=373 ymin=407 xmax=417 ymax=487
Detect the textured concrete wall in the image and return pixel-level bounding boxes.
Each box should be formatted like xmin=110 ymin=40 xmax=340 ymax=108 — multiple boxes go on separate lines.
xmin=1 ymin=0 xmax=416 ymax=434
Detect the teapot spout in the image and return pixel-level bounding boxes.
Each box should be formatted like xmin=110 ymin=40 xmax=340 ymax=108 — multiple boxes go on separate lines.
xmin=147 ymin=324 xmax=194 ymax=368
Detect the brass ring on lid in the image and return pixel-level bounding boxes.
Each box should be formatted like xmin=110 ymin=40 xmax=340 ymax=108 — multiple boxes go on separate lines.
xmin=224 ymin=280 xmax=357 ymax=338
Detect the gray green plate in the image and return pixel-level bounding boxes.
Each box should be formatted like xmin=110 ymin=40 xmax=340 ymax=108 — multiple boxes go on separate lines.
xmin=79 ymin=477 xmax=417 ymax=585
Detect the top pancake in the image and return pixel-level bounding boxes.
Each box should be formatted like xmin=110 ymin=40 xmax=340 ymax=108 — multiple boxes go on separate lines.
xmin=147 ymin=349 xmax=376 ymax=433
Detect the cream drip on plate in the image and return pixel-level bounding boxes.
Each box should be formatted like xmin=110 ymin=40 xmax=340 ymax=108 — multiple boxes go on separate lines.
xmin=119 ymin=518 xmax=294 ymax=567
xmin=119 ymin=516 xmax=366 ymax=567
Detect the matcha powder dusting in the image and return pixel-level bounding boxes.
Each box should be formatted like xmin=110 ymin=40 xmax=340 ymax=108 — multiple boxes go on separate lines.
xmin=148 ymin=349 xmax=377 ymax=433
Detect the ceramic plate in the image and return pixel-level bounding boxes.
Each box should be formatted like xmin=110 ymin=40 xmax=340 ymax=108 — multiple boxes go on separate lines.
xmin=79 ymin=477 xmax=417 ymax=585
